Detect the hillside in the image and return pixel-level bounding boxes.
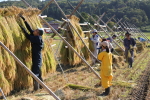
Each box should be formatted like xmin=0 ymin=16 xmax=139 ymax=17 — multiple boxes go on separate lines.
xmin=0 ymin=0 xmax=150 ymax=28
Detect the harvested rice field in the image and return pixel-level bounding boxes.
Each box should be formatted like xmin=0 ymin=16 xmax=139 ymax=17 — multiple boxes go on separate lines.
xmin=0 ymin=2 xmax=150 ymax=100
xmin=5 ymin=41 xmax=150 ymax=100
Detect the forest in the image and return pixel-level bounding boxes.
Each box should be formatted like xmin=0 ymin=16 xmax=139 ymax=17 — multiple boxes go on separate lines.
xmin=0 ymin=0 xmax=150 ymax=30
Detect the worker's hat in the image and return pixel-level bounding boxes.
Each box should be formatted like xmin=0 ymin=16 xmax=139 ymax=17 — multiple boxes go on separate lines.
xmin=38 ymin=28 xmax=44 ymax=36
xmin=101 ymin=41 xmax=109 ymax=48
xmin=125 ymin=31 xmax=131 ymax=36
xmin=91 ymin=29 xmax=98 ymax=33
xmin=112 ymin=34 xmax=117 ymax=37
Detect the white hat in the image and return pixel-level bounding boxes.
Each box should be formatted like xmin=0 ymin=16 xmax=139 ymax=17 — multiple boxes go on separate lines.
xmin=92 ymin=29 xmax=97 ymax=33
xmin=101 ymin=41 xmax=109 ymax=48
xmin=37 ymin=28 xmax=44 ymax=36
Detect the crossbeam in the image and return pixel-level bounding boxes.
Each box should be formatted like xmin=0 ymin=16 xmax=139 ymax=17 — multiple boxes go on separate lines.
xmin=40 ymin=17 xmax=101 ymax=80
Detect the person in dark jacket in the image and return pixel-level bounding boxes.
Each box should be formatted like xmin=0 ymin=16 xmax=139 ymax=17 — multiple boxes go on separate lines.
xmin=124 ymin=32 xmax=136 ymax=68
xmin=19 ymin=15 xmax=44 ymax=91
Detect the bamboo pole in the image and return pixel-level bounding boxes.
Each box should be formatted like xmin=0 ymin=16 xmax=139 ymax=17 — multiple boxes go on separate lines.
xmin=0 ymin=42 xmax=60 ymax=100
xmin=97 ymin=12 xmax=106 ymax=23
xmin=39 ymin=16 xmax=101 ymax=79
xmin=67 ymin=2 xmax=123 ymax=55
xmin=62 ymin=18 xmax=101 ymax=62
xmin=96 ymin=15 xmax=124 ymax=43
xmin=117 ymin=20 xmax=138 ymax=41
xmin=69 ymin=0 xmax=84 ymax=18
xmin=92 ymin=0 xmax=103 ymax=14
xmin=0 ymin=88 xmax=7 ymax=100
xmin=51 ymin=0 xmax=84 ymax=38
xmin=67 ymin=0 xmax=94 ymax=30
xmin=105 ymin=15 xmax=116 ymax=24
xmin=111 ymin=18 xmax=125 ymax=38
xmin=124 ymin=21 xmax=139 ymax=37
xmin=125 ymin=22 xmax=148 ymax=41
xmin=122 ymin=21 xmax=140 ymax=42
xmin=89 ymin=14 xmax=125 ymax=51
xmin=53 ymin=0 xmax=101 ymax=62
xmin=21 ymin=0 xmax=31 ymax=7
xmin=132 ymin=24 xmax=149 ymax=41
xmin=106 ymin=16 xmax=124 ymax=38
xmin=21 ymin=0 xmax=101 ymax=80
xmin=38 ymin=0 xmax=54 ymax=15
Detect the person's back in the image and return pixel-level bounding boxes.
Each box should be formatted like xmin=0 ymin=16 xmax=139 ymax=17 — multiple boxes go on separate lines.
xmin=98 ymin=51 xmax=112 ymax=75
xmin=139 ymin=37 xmax=146 ymax=42
xmin=97 ymin=41 xmax=113 ymax=96
xmin=20 ymin=15 xmax=44 ymax=91
xmin=31 ymin=36 xmax=43 ymax=52
xmin=30 ymin=35 xmax=43 ymax=65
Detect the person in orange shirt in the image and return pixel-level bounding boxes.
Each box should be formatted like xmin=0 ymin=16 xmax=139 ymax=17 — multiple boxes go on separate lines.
xmin=98 ymin=41 xmax=113 ymax=96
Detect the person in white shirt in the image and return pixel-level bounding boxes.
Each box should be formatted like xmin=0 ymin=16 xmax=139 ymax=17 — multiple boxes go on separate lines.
xmin=90 ymin=29 xmax=101 ymax=65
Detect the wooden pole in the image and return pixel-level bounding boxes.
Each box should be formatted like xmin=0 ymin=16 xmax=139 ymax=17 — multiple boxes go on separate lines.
xmin=39 ymin=17 xmax=101 ymax=79
xmin=39 ymin=0 xmax=54 ymax=15
xmin=89 ymin=14 xmax=125 ymax=51
xmin=0 ymin=42 xmax=60 ymax=100
xmin=51 ymin=0 xmax=84 ymax=38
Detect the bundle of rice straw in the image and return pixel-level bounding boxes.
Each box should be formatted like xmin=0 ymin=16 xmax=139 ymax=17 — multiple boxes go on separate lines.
xmin=0 ymin=6 xmax=56 ymax=95
xmin=141 ymin=41 xmax=147 ymax=48
xmin=86 ymin=32 xmax=95 ymax=52
xmin=113 ymin=55 xmax=125 ymax=68
xmin=60 ymin=15 xmax=90 ymax=66
xmin=136 ymin=42 xmax=145 ymax=52
xmin=114 ymin=48 xmax=124 ymax=56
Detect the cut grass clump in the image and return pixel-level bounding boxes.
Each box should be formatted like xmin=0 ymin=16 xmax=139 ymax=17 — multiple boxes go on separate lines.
xmin=136 ymin=42 xmax=145 ymax=52
xmin=113 ymin=55 xmax=125 ymax=68
xmin=0 ymin=6 xmax=56 ymax=95
xmin=114 ymin=48 xmax=124 ymax=56
xmin=66 ymin=84 xmax=93 ymax=90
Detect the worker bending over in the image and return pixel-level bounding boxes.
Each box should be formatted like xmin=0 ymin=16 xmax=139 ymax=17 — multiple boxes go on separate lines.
xmin=98 ymin=41 xmax=113 ymax=96
xmin=90 ymin=29 xmax=101 ymax=65
xmin=124 ymin=32 xmax=136 ymax=68
xmin=20 ymin=15 xmax=44 ymax=91
xmin=138 ymin=37 xmax=146 ymax=42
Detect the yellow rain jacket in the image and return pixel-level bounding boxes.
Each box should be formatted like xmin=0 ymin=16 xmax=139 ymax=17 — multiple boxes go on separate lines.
xmin=98 ymin=50 xmax=113 ymax=88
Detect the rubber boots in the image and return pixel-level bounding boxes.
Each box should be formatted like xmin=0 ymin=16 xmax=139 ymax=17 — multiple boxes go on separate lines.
xmin=38 ymin=76 xmax=43 ymax=89
xmin=99 ymin=87 xmax=110 ymax=96
xmin=33 ymin=80 xmax=39 ymax=91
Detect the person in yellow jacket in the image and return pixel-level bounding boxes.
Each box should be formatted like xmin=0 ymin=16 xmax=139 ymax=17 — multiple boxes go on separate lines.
xmin=98 ymin=41 xmax=113 ymax=96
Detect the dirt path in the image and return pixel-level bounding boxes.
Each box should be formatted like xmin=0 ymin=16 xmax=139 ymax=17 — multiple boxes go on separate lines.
xmin=130 ymin=61 xmax=150 ymax=100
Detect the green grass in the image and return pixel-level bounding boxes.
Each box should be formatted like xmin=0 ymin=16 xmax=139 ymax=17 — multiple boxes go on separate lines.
xmin=144 ymin=32 xmax=150 ymax=39
xmin=141 ymin=25 xmax=150 ymax=32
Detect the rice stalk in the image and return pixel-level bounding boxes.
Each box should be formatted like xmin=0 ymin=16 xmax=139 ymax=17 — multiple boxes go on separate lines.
xmin=60 ymin=15 xmax=90 ymax=66
xmin=0 ymin=6 xmax=56 ymax=95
